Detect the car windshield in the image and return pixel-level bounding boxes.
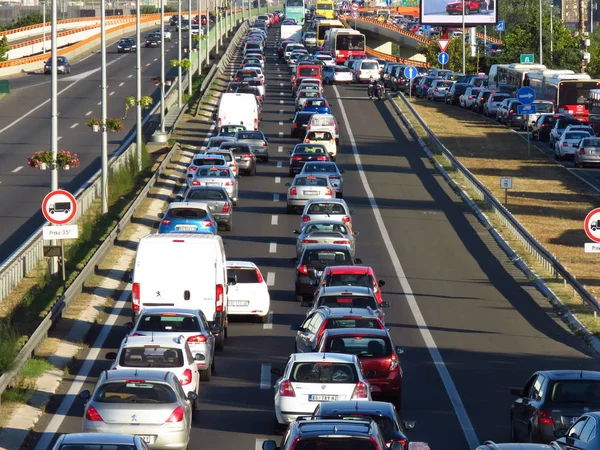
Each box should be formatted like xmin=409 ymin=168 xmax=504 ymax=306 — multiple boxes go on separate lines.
xmin=119 ymin=346 xmax=184 ymax=368
xmin=564 ymin=132 xmax=591 ymax=140
xmin=307 ymin=202 xmax=346 ymax=214
xmin=436 ymin=81 xmax=452 ymax=88
xmin=295 ymin=145 xmax=326 ymax=154
xmin=295 ymin=176 xmax=329 ymax=186
xmin=307 ymin=131 xmax=332 ymax=140
xmin=583 ymin=139 xmax=600 ymax=147
xmin=303 ymin=163 xmax=337 ymax=172
xmin=361 ymin=62 xmax=378 ymax=70
xmin=166 ymin=207 xmax=207 ymax=219
xmin=186 ymin=188 xmax=227 ymax=200
xmin=290 ymin=362 xmax=358 ymax=383
xmin=237 ymin=132 xmax=264 ymax=140
xmin=326 ymin=273 xmax=374 ymax=287
xmin=304 ymin=249 xmax=350 ymax=264
xmin=535 ymin=103 xmax=554 ymax=113
xmin=299 ymin=67 xmax=320 ymax=77
xmin=550 ymin=380 xmax=600 ymax=403
xmin=137 ymin=314 xmax=201 ymax=332
xmin=305 ymin=223 xmax=348 ymax=234
xmin=490 ymin=94 xmax=509 ymax=101
xmin=197 ymin=168 xmax=231 ymax=177
xmin=318 ymin=295 xmax=378 ymax=309
xmin=227 ymin=267 xmax=261 ymax=283
xmin=335 ymin=66 xmax=350 ymax=73
xmin=59 ymin=446 xmax=137 ymax=450
xmin=322 ymin=335 xmax=391 ymax=357
xmin=95 ymin=381 xmax=177 ymax=403
xmin=193 ymin=157 xmax=225 ymax=166
xmin=295 ymin=115 xmax=315 ymax=125
xmin=325 ymin=318 xmax=382 ymax=329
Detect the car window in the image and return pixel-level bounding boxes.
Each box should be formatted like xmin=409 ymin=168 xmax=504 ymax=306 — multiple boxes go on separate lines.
xmin=137 ymin=314 xmax=201 ymax=332
xmin=307 ymin=131 xmax=333 ymax=140
xmin=295 ymin=145 xmax=326 ymax=154
xmin=95 ymin=381 xmax=177 ymax=403
xmin=531 ymin=375 xmax=544 ymax=400
xmin=304 ymin=249 xmax=351 ymax=264
xmin=362 ymin=62 xmax=378 ymax=70
xmin=307 ymin=202 xmax=346 ymax=214
xmin=59 ymin=445 xmax=137 ymax=450
xmin=550 ymin=380 xmax=600 ymax=402
xmin=568 ymin=417 xmax=590 ymax=439
xmin=167 ymin=207 xmax=207 ymax=219
xmin=536 ymin=103 xmax=554 ymax=113
xmin=197 ymin=168 xmax=231 ymax=177
xmin=565 ymin=132 xmax=591 ymax=140
xmin=193 ymin=157 xmax=225 ymax=166
xmin=582 ymin=139 xmax=600 ymax=147
xmin=237 ymin=132 xmax=264 ymax=140
xmin=289 ymin=362 xmax=358 ymax=383
xmin=119 ymin=346 xmax=184 ymax=368
xmin=325 ymin=273 xmax=374 ymax=287
xmin=186 ymin=188 xmax=227 ymax=200
xmin=303 ymin=163 xmax=337 ymax=172
xmin=318 ymin=295 xmax=378 ymax=309
xmin=215 ymin=153 xmax=233 ymax=162
xmin=295 ymin=176 xmax=329 ymax=186
xmin=305 ymin=223 xmax=348 ymax=234
xmin=580 ymin=417 xmax=597 ymax=442
xmin=325 ymin=318 xmax=382 ymax=329
xmin=490 ymin=95 xmax=508 ymax=101
xmin=299 ymin=67 xmax=320 ymax=77
xmin=227 ymin=267 xmax=260 ymax=283
xmin=323 ymin=335 xmax=391 ymax=356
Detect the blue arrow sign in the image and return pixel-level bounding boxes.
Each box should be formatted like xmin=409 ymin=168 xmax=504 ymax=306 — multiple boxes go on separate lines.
xmin=518 ymin=105 xmax=537 ymax=115
xmin=341 ymin=0 xmax=350 ymax=7
xmin=495 ymin=20 xmax=505 ymax=32
xmin=438 ymin=52 xmax=449 ymax=65
xmin=517 ymin=87 xmax=535 ymax=105
xmin=385 ymin=0 xmax=393 ymax=5
xmin=404 ymin=65 xmax=417 ymax=79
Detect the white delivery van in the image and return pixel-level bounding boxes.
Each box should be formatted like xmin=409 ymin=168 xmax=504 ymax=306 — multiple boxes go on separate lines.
xmin=215 ymin=92 xmax=259 ymax=131
xmin=131 ymin=233 xmax=231 ymax=349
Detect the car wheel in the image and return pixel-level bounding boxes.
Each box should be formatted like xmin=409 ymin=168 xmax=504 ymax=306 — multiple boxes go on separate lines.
xmin=199 ymin=367 xmax=211 ymax=381
xmin=224 ymin=222 xmax=232 ymax=231
xmin=325 ymin=77 xmax=330 ymax=85
xmin=211 ymin=355 xmax=215 ymax=374
xmin=250 ymin=165 xmax=257 ymax=176
xmin=261 ymin=313 xmax=270 ymax=324
xmin=215 ymin=330 xmax=225 ymax=351
xmin=509 ymin=416 xmax=517 ymax=442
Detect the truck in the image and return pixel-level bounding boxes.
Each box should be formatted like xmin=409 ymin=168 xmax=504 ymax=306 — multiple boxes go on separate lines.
xmin=281 ymin=23 xmax=303 ymax=42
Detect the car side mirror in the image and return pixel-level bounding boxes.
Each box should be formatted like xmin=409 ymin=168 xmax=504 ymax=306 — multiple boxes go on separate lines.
xmin=350 ymin=209 xmax=355 ymax=215
xmin=158 ymin=212 xmax=165 ymax=219
xmin=378 ymin=279 xmax=386 ymax=287
xmin=211 ymin=323 xmax=222 ymax=334
xmin=288 ymin=150 xmax=293 ymax=154
xmin=270 ymin=368 xmax=283 ymax=377
xmin=395 ymin=346 xmax=404 ymax=355
xmin=381 ymin=301 xmax=391 ymax=308
xmin=187 ymin=391 xmax=198 ymax=401
xmin=105 ymin=351 xmax=117 ymax=360
xmin=263 ymin=440 xmax=279 ymax=450
xmin=290 ymin=118 xmax=294 ymax=122
xmin=510 ymin=388 xmax=522 ymax=396
xmin=79 ymin=390 xmax=91 ymax=401
xmin=554 ymin=429 xmax=567 ymax=438
xmin=228 ymin=274 xmax=237 ymax=285
xmin=291 ymin=257 xmax=298 ymax=263
xmin=290 ymin=324 xmax=300 ymax=331
xmin=293 ymin=229 xmax=300 ymax=234
xmin=354 ymin=258 xmax=362 ymax=264
xmin=340 ymin=169 xmax=345 ymax=173
xmin=124 ymin=321 xmax=133 ymax=330
xmin=265 ymin=137 xmax=269 ymax=141
xmin=194 ymin=353 xmax=206 ymax=361
xmin=231 ymin=197 xmax=238 ymax=205
xmin=402 ymin=420 xmax=416 ymax=430
xmin=285 ymin=183 xmax=291 ymax=187
xmin=212 ymin=112 xmax=217 ymax=120
xmin=353 ymin=231 xmax=360 ymax=237
xmin=176 ymin=195 xmax=183 ymax=201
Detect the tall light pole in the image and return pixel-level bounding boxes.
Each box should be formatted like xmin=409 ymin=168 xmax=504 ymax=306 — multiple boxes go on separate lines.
xmin=160 ymin=0 xmax=166 ymax=133
xmin=550 ymin=4 xmax=554 ymax=61
xmin=539 ymin=0 xmax=543 ymax=65
xmin=178 ymin=0 xmax=183 ymax=108
xmin=188 ymin=0 xmax=193 ymax=97
xmin=41 ymin=0 xmax=47 ymax=54
xmin=205 ymin=1 xmax=210 ymax=65
xmin=215 ymin=0 xmax=219 ymax=53
xmin=197 ymin=0 xmax=202 ymax=74
xmin=136 ymin=0 xmax=142 ymax=171
xmin=461 ymin=0 xmax=465 ymax=74
xmin=101 ymin=0 xmax=108 ymax=214
xmin=50 ymin=0 xmax=59 ymax=275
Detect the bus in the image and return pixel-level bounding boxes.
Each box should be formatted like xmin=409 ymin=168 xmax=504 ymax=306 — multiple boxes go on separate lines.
xmin=524 ymin=70 xmax=600 ymax=122
xmin=284 ymin=0 xmax=306 ymax=25
xmin=487 ymin=63 xmax=546 ymax=95
xmin=315 ymin=0 xmax=335 ymax=19
xmin=316 ymin=19 xmax=344 ymax=47
xmin=322 ymin=28 xmax=366 ymax=63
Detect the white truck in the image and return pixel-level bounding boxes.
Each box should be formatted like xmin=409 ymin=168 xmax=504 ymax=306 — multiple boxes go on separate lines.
xmin=281 ymin=24 xmax=303 ymax=42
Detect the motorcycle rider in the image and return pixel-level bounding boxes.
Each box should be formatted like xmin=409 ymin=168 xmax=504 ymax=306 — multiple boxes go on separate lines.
xmin=367 ymin=75 xmax=376 ymax=99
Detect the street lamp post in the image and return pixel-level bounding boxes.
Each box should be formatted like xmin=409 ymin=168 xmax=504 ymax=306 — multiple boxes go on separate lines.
xmin=539 ymin=0 xmax=543 ymax=65
xmin=215 ymin=0 xmax=220 ymax=53
xmin=41 ymin=0 xmax=47 ymax=54
xmin=188 ymin=0 xmax=193 ymax=97
xmin=197 ymin=0 xmax=202 ymax=75
xmin=50 ymin=0 xmax=59 ymax=275
xmin=206 ymin=2 xmax=210 ymax=65
xmin=550 ymin=4 xmax=554 ymax=61
xmin=178 ymin=0 xmax=183 ymax=108
xmin=161 ymin=0 xmax=166 ymax=133
xmin=461 ymin=0 xmax=465 ymax=74
xmin=136 ymin=0 xmax=142 ymax=170
xmin=101 ymin=0 xmax=108 ymax=214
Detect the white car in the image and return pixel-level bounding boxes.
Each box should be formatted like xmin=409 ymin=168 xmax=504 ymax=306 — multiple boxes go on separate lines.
xmin=350 ymin=59 xmax=380 ymax=83
xmin=555 ymin=130 xmax=592 ymax=160
xmin=304 ymin=130 xmax=337 ymax=160
xmin=272 ymin=352 xmax=371 ymax=425
xmin=106 ymin=335 xmax=201 ymax=397
xmin=210 ymin=150 xmax=239 ymax=177
xmin=242 ymin=63 xmax=265 ymax=82
xmin=186 ymin=153 xmax=228 ymax=185
xmin=226 ymin=261 xmax=270 ymax=322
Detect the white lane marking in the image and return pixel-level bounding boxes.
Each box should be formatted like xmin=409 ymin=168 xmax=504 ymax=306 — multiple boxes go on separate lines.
xmin=267 ymin=271 xmax=275 ymax=286
xmin=70 ymin=123 xmax=79 ymax=129
xmin=332 ymin=85 xmax=479 ymax=449
xmin=280 ymin=82 xmax=284 ymax=86
xmin=279 ymin=109 xmax=284 ymax=114
xmin=271 ymin=215 xmax=278 ymax=225
xmin=109 ymin=91 xmax=115 ymax=96
xmin=277 ymin=68 xmax=281 ymax=72
xmin=275 ymin=63 xmax=279 ymax=66
xmin=260 ymin=363 xmax=271 ymax=389
xmin=273 ymin=193 xmax=279 ymax=202
xmin=269 ymin=242 xmax=277 ymax=253
xmin=85 ymin=110 xmax=92 ymax=116
xmin=145 ymin=63 xmax=151 ymax=67
xmin=275 ymin=176 xmax=281 ymax=184
xmin=280 ymin=92 xmax=285 ymax=96
xmin=276 ymin=161 xmax=283 ymax=168
xmin=118 ymin=82 xmax=124 ymax=87
xmin=128 ymin=74 xmax=133 ymax=78
xmin=278 ymin=146 xmax=283 ymax=153
xmin=279 ymin=132 xmax=284 ymax=137
xmin=57 ymin=136 xmax=62 ymax=141
xmin=263 ymin=312 xmax=273 ymax=330
xmin=278 ymin=74 xmax=282 ymax=77
xmin=153 ymin=58 xmax=158 ymax=62
xmin=279 ymin=121 xmax=283 ymax=126
xmin=97 ymin=101 xmax=101 ymax=105
xmin=12 ymin=166 xmax=23 ymax=173
xmin=280 ymin=100 xmax=284 ymax=104
xmin=34 ymin=288 xmax=130 ymax=450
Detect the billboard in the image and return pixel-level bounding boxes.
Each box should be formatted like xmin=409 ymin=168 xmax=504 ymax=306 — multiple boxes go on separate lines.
xmin=419 ymin=0 xmax=498 ymax=25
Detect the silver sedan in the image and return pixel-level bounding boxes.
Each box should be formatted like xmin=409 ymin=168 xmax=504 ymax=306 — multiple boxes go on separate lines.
xmin=190 ymin=167 xmax=239 ymax=201
xmin=299 ymin=161 xmax=344 ymax=198
xmin=575 ymin=137 xmax=600 ymax=167
xmin=286 ymin=175 xmax=335 ymax=214
xmin=234 ymin=130 xmax=270 ymax=162
xmin=294 ymin=220 xmax=357 ymax=258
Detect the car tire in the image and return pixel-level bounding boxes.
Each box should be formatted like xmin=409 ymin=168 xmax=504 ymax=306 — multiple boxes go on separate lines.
xmin=215 ymin=331 xmax=225 ymax=351
xmin=263 ymin=156 xmax=269 ymax=163
xmin=261 ymin=313 xmax=270 ymax=324
xmin=211 ymin=356 xmax=215 ymax=374
xmin=199 ymin=367 xmax=211 ymax=381
xmin=509 ymin=415 xmax=517 ymax=442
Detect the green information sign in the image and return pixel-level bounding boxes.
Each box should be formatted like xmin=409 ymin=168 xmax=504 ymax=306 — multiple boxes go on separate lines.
xmin=520 ymin=54 xmax=535 ymax=64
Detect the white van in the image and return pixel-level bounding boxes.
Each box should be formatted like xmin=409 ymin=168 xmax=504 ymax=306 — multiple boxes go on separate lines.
xmin=131 ymin=233 xmax=231 ymax=349
xmin=307 ymin=113 xmax=339 ymax=145
xmin=216 ymin=93 xmax=259 ymax=131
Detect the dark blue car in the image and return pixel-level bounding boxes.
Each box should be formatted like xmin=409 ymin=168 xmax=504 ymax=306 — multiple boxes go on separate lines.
xmin=301 ymin=98 xmax=331 ymax=114
xmin=157 ymin=202 xmax=218 ymax=235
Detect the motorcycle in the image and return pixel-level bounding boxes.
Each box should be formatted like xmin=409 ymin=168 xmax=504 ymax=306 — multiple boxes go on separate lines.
xmin=374 ymin=81 xmax=385 ymax=100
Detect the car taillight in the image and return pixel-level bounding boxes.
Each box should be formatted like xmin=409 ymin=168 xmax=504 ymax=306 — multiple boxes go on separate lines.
xmin=85 ymin=406 xmax=104 ymax=422
xmin=166 ymin=406 xmax=185 ymax=423
xmin=253 ymin=118 xmax=258 ymax=130
xmin=222 ymin=202 xmax=231 ymax=213
xmin=180 ymin=368 xmax=193 ymax=385
xmin=359 ymin=71 xmax=363 ymax=75
xmin=202 ymin=219 xmax=214 ymax=227
xmin=302 ymin=215 xmax=310 ymax=222
xmin=215 ymin=284 xmax=224 ymax=312
xmin=509 ymin=109 xmax=514 ymax=114
xmin=255 ymin=269 xmax=264 ymax=283
xmin=292 ymin=155 xmax=303 ymax=161
xmin=188 ymin=335 xmax=207 ymax=343
xmin=234 ymin=77 xmax=240 ymax=81
xmin=389 ymin=353 xmax=399 ymax=371
xmin=161 ymin=219 xmax=171 ymax=225
xmin=342 ymin=216 xmax=350 ymax=223
xmin=298 ymin=264 xmax=308 ymax=275
xmin=217 ymin=118 xmax=222 ymax=128
xmin=434 ymin=88 xmax=438 ymax=91
xmin=424 ymin=84 xmax=428 ymax=89
xmin=290 ymin=187 xmax=297 ymax=196
xmin=263 ymin=142 xmax=268 ymax=147
xmin=539 ymin=409 xmax=553 ymax=426
xmin=192 ymin=180 xmax=200 ymax=186
xmin=581 ymin=149 xmax=587 ymax=154
xmin=302 ymin=239 xmax=318 ymax=243
xmin=293 ymin=122 xmax=298 ymax=129
xmin=189 ymin=166 xmax=197 ymax=171
xmin=305 ymin=139 xmax=311 ymax=143
xmin=329 ymin=138 xmax=334 ymax=144
xmin=562 ymin=142 xmax=569 ymax=146
xmin=314 ymin=155 xmax=328 ymax=161
xmin=225 ymin=181 xmax=234 ymax=186
xmin=351 ymin=381 xmax=369 ymax=399
xmin=279 ymin=380 xmax=296 ymax=397
xmin=132 ymin=282 xmax=140 ymax=311
xmin=333 ymin=240 xmax=349 ymax=244
xmin=325 ymin=188 xmax=333 ymax=196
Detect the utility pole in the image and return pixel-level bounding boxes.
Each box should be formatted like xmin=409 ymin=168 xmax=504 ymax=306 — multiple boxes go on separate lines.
xmin=539 ymin=0 xmax=543 ymax=65
xmin=101 ymin=0 xmax=108 ymax=214
xmin=136 ymin=0 xmax=143 ymax=170
xmin=580 ymin=0 xmax=588 ymax=73
xmin=188 ymin=0 xmax=193 ymax=97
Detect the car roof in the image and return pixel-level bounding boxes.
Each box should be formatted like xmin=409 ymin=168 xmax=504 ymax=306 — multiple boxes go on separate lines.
xmin=319 ymin=306 xmax=378 ymax=318
xmin=324 ymin=265 xmax=374 ymax=274
xmin=537 ymin=370 xmax=600 ymax=380
xmin=226 ymin=260 xmax=258 ymax=269
xmin=315 ymin=400 xmax=396 ymax=416
xmin=319 ymin=286 xmax=375 ymax=296
xmin=61 ymin=433 xmax=138 ymax=444
xmin=138 ymin=307 xmax=201 ymax=316
xmin=322 ymin=328 xmax=389 ymax=338
xmin=291 ymin=352 xmax=357 ymax=363
xmin=167 ymin=201 xmax=210 ymax=210
xmin=102 ymin=368 xmax=173 ymax=382
xmin=294 ymin=418 xmax=375 ymax=436
xmin=122 ymin=335 xmax=184 ymax=348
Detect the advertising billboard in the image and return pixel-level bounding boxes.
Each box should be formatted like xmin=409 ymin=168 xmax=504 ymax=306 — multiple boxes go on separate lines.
xmin=420 ymin=0 xmax=498 ymax=25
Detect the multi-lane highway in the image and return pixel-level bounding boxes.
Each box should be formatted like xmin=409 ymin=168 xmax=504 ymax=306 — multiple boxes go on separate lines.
xmin=23 ymin=23 xmax=600 ymax=450
xmin=0 ymin=25 xmax=186 ymax=263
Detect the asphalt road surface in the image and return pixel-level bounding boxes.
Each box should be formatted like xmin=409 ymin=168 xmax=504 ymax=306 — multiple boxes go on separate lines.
xmin=23 ymin=23 xmax=600 ymax=450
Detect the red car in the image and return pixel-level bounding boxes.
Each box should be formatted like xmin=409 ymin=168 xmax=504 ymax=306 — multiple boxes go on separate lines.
xmin=446 ymin=0 xmax=482 ymax=14
xmin=315 ymin=327 xmax=404 ymax=406
xmin=312 ymin=265 xmax=386 ymax=304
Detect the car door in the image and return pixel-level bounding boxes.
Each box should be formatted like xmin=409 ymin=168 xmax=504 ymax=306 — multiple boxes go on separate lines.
xmin=512 ymin=374 xmax=539 ymax=439
xmin=199 ymin=310 xmax=216 ymax=359
xmin=296 ymin=313 xmax=318 ymax=352
xmin=558 ymin=417 xmax=591 ymax=450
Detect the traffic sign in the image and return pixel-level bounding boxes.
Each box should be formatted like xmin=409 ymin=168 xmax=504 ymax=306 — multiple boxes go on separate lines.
xmin=517 ymin=104 xmax=537 ymax=115
xmin=500 ymin=177 xmax=513 ymax=189
xmin=43 ymin=224 xmax=79 ymax=241
xmin=385 ymin=0 xmax=392 ymax=5
xmin=585 ymin=208 xmax=600 ymax=243
xmin=436 ymin=39 xmax=450 ymax=53
xmin=404 ymin=65 xmax=417 ymax=79
xmin=438 ymin=52 xmax=449 ymax=65
xmin=495 ymin=20 xmax=505 ymax=31
xmin=520 ymin=53 xmax=535 ymax=64
xmin=351 ymin=10 xmax=358 ymax=18
xmin=351 ymin=2 xmax=359 ymax=10
xmin=341 ymin=0 xmax=349 ymax=7
xmin=42 ymin=189 xmax=77 ymax=225
xmin=517 ymin=87 xmax=535 ymax=105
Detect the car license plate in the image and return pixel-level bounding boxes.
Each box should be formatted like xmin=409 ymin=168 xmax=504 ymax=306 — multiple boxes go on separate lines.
xmin=235 ymin=156 xmax=242 ymax=160
xmin=176 ymin=225 xmax=197 ymax=231
xmin=207 ymin=182 xmax=220 ymax=186
xmin=138 ymin=436 xmax=156 ymax=444
xmin=303 ymin=190 xmax=319 ymax=195
xmin=309 ymin=394 xmax=338 ymax=402
xmin=229 ymin=300 xmax=250 ymax=306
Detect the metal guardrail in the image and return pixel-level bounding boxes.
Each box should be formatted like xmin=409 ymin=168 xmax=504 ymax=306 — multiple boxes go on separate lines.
xmin=390 ymin=92 xmax=600 ymax=314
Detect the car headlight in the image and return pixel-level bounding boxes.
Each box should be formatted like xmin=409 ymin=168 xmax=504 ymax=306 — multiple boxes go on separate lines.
xmin=117 ymin=45 xmax=123 ymax=48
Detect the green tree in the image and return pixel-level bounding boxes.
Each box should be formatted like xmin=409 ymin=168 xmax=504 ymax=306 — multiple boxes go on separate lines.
xmin=0 ymin=36 xmax=8 ymax=62
xmin=0 ymin=12 xmax=43 ymax=32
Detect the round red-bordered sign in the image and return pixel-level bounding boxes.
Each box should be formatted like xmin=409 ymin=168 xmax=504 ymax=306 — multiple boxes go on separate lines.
xmin=584 ymin=207 xmax=600 ymax=243
xmin=351 ymin=2 xmax=359 ymax=11
xmin=42 ymin=189 xmax=77 ymax=225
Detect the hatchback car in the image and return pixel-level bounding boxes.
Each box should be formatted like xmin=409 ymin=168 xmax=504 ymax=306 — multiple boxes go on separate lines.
xmin=460 ymin=87 xmax=483 ymax=110
xmin=311 ymin=286 xmax=389 ymax=321
xmin=483 ymin=92 xmax=511 ymax=117
xmin=294 ymin=220 xmax=356 ymax=258
xmin=271 ymin=352 xmax=371 ymax=425
xmin=290 ymin=111 xmax=316 ymax=139
xmin=286 ymin=175 xmax=335 ymax=214
xmin=145 ymin=33 xmax=161 ymax=47
xmin=51 ymin=433 xmax=150 ymax=450
xmin=189 ymin=167 xmax=238 ymax=201
xmin=473 ymin=89 xmax=493 ymax=113
xmin=532 ymin=114 xmax=565 ymax=141
xmin=301 ymin=198 xmax=353 ymax=230
xmin=445 ymin=83 xmax=471 ymax=105
xmin=226 ymin=261 xmax=270 ymax=323
xmin=219 ymin=142 xmax=256 ymax=176
xmin=178 ymin=185 xmax=233 ymax=231
xmin=549 ymin=117 xmax=583 ymax=148
xmin=44 ymin=56 xmax=71 ymax=74
xmin=415 ymin=76 xmax=441 ymax=98
xmin=296 ymin=90 xmax=324 ymax=111
xmin=80 ymin=369 xmax=196 ymax=448
xmin=427 ymin=79 xmax=454 ymax=101
xmin=554 ymin=130 xmax=592 ymax=160
xmin=313 ymin=265 xmax=386 ymax=305
xmin=288 ymin=143 xmax=330 ymax=176
xmin=322 ymin=65 xmax=353 ymax=84
xmin=301 ymin=98 xmax=331 ymax=114
xmin=352 ymin=59 xmax=381 ymax=83
xmin=300 ymin=161 xmax=344 ymax=197
xmin=157 ymin=202 xmax=218 ymax=235
xmin=234 ymin=130 xmax=269 ymax=162
xmin=117 ymin=37 xmax=137 ymax=53
xmin=575 ymin=137 xmax=600 ymax=167
xmin=501 ymin=99 xmax=524 ymax=127
xmin=554 ymin=411 xmax=600 ymax=450
xmin=186 ymin=154 xmax=227 ymax=185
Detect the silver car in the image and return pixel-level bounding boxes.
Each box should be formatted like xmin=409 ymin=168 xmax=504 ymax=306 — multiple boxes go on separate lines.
xmin=234 ymin=130 xmax=269 ymax=162
xmin=125 ymin=307 xmax=220 ymax=381
xmin=296 ymin=89 xmax=323 ymax=111
xmin=294 ymin=220 xmax=357 ymax=258
xmin=80 ymin=369 xmax=195 ymax=450
xmin=299 ymin=161 xmax=344 ymax=197
xmin=190 ymin=166 xmax=239 ymax=201
xmin=286 ymin=174 xmax=335 ymax=214
xmin=574 ymin=136 xmax=600 ymax=167
xmin=178 ymin=185 xmax=235 ymax=230
xmin=300 ymin=198 xmax=353 ymax=230
xmin=205 ymin=136 xmax=235 ymax=152
xmin=51 ymin=433 xmax=149 ymax=450
xmin=483 ymin=92 xmax=511 ymax=117
xmin=186 ymin=154 xmax=227 ymax=186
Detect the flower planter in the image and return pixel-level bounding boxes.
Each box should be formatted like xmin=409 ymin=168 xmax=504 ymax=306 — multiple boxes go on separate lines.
xmin=63 ymin=165 xmax=70 ymax=170
xmin=92 ymin=124 xmax=100 ymax=132
xmin=40 ymin=163 xmax=48 ymax=170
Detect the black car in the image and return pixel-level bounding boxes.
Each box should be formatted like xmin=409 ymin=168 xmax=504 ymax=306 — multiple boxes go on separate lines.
xmin=145 ymin=33 xmax=161 ymax=47
xmin=290 ymin=111 xmax=315 ymax=139
xmin=403 ymin=76 xmax=423 ymax=96
xmin=532 ymin=114 xmax=566 ymax=141
xmin=445 ymin=82 xmax=472 ymax=105
xmin=43 ymin=56 xmax=71 ymax=74
xmin=169 ymin=14 xmax=180 ymax=26
xmin=288 ymin=143 xmax=330 ymax=176
xmin=473 ymin=89 xmax=493 ymax=113
xmin=117 ymin=38 xmax=136 ymax=53
xmin=312 ymin=401 xmax=415 ymax=450
xmin=476 ymin=442 xmax=558 ymax=450
xmin=554 ymin=411 xmax=600 ymax=450
xmin=510 ymin=370 xmax=600 ymax=443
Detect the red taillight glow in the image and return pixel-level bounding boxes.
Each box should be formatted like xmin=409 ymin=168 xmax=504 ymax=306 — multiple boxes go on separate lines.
xmin=325 ymin=188 xmax=333 ymax=196
xmin=187 ymin=335 xmax=207 ymax=343
xmin=253 ymin=118 xmax=258 ymax=130
xmin=189 ymin=166 xmax=197 ymax=171
xmin=302 ymin=215 xmax=310 ymax=222
xmin=279 ymin=380 xmax=296 ymax=397
xmin=389 ymin=353 xmax=399 ymax=371
xmin=580 ymin=149 xmax=586 ymax=154
xmin=290 ymin=187 xmax=297 ymax=196
xmin=539 ymin=409 xmax=553 ymax=426
xmin=342 ymin=216 xmax=350 ymax=223
xmin=202 ymin=219 xmax=214 ymax=227
xmin=298 ymin=265 xmax=308 ymax=275
xmin=222 ymin=202 xmax=231 ymax=213
xmin=85 ymin=406 xmax=103 ymax=422
xmin=192 ymin=180 xmax=200 ymax=186
xmin=225 ymin=181 xmax=234 ymax=186
xmin=166 ymin=406 xmax=185 ymax=423
xmin=351 ymin=381 xmax=369 ymax=399
xmin=317 ymin=155 xmax=329 ymax=161
xmin=216 ymin=284 xmax=224 ymax=312
xmin=562 ymin=142 xmax=569 ymax=146
xmin=180 ymin=368 xmax=193 ymax=385
xmin=255 ymin=268 xmax=264 ymax=283
xmin=333 ymin=240 xmax=349 ymax=245
xmin=292 ymin=155 xmax=303 ymax=161
xmin=243 ymin=153 xmax=253 ymax=158
xmin=303 ymin=239 xmax=318 ymax=243
xmin=161 ymin=219 xmax=171 ymax=225
xmin=132 ymin=282 xmax=140 ymax=311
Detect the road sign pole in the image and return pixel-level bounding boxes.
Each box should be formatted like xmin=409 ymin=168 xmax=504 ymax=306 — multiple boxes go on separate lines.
xmin=528 ymin=125 xmax=531 ymax=157
xmin=60 ymin=239 xmax=66 ymax=288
